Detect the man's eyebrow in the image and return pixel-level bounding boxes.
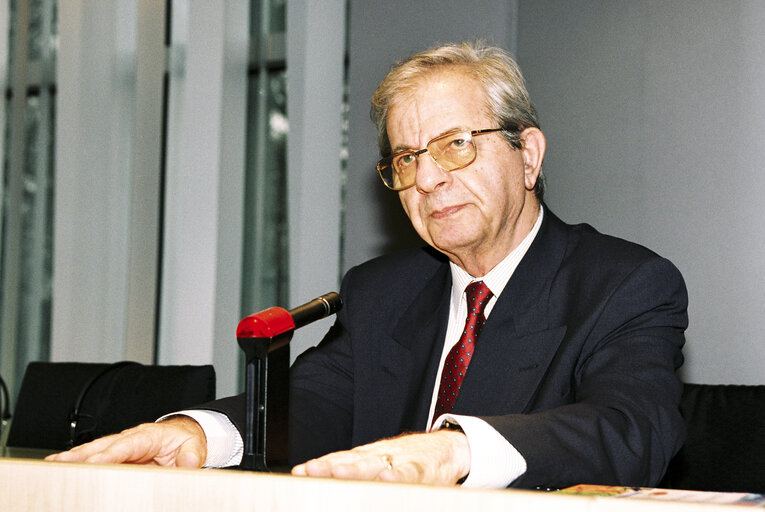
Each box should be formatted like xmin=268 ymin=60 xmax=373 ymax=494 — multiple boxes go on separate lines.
xmin=390 ymin=142 xmax=411 ymax=154
xmin=389 ymin=127 xmax=466 ymax=154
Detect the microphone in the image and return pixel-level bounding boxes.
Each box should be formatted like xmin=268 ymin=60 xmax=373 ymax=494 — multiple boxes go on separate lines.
xmin=236 ymin=291 xmax=342 ymax=340
xmin=288 ymin=292 xmax=342 ymax=329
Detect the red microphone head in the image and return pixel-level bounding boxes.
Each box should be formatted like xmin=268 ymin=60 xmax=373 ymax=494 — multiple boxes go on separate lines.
xmin=236 ymin=307 xmax=296 ymax=338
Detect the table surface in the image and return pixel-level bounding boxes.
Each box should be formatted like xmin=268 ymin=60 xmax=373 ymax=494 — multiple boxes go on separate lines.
xmin=0 ymin=457 xmax=752 ymax=512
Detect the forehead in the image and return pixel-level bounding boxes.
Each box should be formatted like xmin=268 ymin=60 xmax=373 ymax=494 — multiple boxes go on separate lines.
xmin=387 ymin=70 xmax=490 ymax=141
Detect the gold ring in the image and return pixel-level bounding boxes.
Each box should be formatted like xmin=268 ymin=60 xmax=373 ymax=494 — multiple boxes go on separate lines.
xmin=381 ymin=454 xmax=393 ymax=471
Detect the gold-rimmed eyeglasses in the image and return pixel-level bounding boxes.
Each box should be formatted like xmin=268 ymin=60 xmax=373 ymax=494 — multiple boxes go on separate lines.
xmin=376 ymin=128 xmax=507 ymax=191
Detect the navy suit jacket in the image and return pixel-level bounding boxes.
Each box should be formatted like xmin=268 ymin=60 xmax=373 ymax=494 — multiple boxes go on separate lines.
xmin=217 ymin=208 xmax=688 ymax=489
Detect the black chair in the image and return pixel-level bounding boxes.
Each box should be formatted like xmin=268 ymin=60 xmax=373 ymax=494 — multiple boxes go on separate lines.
xmin=660 ymin=383 xmax=765 ymax=493
xmin=6 ymin=361 xmax=215 ymax=451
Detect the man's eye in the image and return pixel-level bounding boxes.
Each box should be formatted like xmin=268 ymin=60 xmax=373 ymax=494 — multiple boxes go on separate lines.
xmin=396 ymin=154 xmax=416 ymax=167
xmin=449 ymin=138 xmax=469 ymax=149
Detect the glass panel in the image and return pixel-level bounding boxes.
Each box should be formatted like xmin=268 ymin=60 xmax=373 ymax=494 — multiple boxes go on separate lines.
xmin=26 ymin=0 xmax=57 ymax=62
xmin=241 ymin=0 xmax=288 ymax=316
xmin=269 ymin=0 xmax=285 ymax=33
xmin=241 ymin=71 xmax=288 ymax=313
xmin=0 ymin=0 xmax=56 ymax=407
xmin=18 ymin=91 xmax=54 ymax=368
xmin=27 ymin=0 xmax=45 ymax=61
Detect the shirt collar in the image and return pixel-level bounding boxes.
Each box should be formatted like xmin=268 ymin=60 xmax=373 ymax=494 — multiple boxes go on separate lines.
xmin=449 ymin=205 xmax=544 ymax=306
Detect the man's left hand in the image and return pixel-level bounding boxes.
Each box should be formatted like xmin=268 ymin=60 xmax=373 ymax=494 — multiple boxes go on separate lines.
xmin=291 ymin=429 xmax=470 ymax=485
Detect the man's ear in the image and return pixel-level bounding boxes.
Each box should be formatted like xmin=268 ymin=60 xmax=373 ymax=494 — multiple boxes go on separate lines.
xmin=520 ymin=127 xmax=546 ymax=191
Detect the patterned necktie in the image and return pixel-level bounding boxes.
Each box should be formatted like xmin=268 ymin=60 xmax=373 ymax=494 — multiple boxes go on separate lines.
xmin=433 ymin=281 xmax=493 ymax=421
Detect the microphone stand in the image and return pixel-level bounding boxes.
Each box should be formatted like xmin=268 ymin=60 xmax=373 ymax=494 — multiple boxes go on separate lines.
xmin=236 ymin=292 xmax=341 ymax=472
xmin=236 ymin=314 xmax=293 ymax=472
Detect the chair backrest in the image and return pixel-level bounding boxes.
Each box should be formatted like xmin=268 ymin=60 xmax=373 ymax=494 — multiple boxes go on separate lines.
xmin=660 ymin=383 xmax=765 ymax=493
xmin=6 ymin=361 xmax=216 ymax=451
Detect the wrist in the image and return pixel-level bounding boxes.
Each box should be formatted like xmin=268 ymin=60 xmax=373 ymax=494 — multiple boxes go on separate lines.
xmin=434 ymin=426 xmax=471 ymax=483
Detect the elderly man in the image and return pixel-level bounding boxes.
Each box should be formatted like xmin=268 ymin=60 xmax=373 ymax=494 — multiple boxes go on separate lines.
xmin=48 ymin=42 xmax=688 ymax=490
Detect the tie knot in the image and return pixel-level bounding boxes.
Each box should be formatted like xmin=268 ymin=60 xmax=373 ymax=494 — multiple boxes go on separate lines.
xmin=465 ymin=281 xmax=493 ymax=307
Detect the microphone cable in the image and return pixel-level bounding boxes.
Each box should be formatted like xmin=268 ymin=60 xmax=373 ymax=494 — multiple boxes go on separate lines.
xmin=67 ymin=361 xmax=140 ymax=449
xmin=0 ymin=374 xmax=11 ymax=445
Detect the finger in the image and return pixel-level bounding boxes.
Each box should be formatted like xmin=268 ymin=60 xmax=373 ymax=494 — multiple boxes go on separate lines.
xmin=299 ymin=458 xmax=335 ymax=478
xmin=83 ymin=429 xmax=158 ymax=464
xmin=291 ymin=455 xmax=368 ymax=479
xmin=378 ymin=458 xmax=427 ymax=484
xmin=174 ymin=438 xmax=206 ymax=468
xmin=166 ymin=416 xmax=207 ymax=467
xmin=45 ymin=432 xmax=126 ymax=462
xmin=298 ymin=451 xmax=395 ymax=480
xmin=329 ymin=457 xmax=386 ymax=480
xmin=377 ymin=468 xmax=403 ymax=482
xmin=290 ymin=463 xmax=308 ymax=476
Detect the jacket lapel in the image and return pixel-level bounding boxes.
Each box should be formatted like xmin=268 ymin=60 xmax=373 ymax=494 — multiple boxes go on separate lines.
xmin=456 ymin=209 xmax=572 ymax=415
xmin=383 ymin=262 xmax=452 ymax=430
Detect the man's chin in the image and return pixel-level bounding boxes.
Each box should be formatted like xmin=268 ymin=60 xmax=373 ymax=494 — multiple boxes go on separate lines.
xmin=429 ymin=232 xmax=480 ymax=259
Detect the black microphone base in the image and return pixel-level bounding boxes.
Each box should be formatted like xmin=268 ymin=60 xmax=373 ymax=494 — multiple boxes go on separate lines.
xmin=239 ymin=453 xmax=269 ymax=472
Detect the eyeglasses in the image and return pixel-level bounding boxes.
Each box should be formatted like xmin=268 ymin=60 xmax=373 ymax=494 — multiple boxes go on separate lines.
xmin=376 ymin=128 xmax=506 ymax=191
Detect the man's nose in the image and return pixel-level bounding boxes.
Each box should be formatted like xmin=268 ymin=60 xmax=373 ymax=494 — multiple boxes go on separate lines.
xmin=414 ymin=152 xmax=451 ymax=193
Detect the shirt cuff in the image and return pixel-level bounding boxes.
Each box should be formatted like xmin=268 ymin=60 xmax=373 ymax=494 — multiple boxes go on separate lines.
xmin=157 ymin=410 xmax=243 ymax=468
xmin=431 ymin=414 xmax=527 ymax=488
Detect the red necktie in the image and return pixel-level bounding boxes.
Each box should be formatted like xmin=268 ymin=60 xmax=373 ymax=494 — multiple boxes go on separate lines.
xmin=433 ymin=281 xmax=493 ymax=421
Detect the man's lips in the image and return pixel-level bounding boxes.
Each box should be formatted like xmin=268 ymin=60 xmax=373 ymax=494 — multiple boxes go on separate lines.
xmin=430 ymin=204 xmax=466 ymax=219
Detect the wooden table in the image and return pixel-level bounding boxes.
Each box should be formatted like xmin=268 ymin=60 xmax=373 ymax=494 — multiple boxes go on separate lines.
xmin=0 ymin=458 xmax=749 ymax=511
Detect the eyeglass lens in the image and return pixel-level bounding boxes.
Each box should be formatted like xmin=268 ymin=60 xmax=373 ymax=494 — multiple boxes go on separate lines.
xmin=382 ymin=130 xmax=477 ymax=190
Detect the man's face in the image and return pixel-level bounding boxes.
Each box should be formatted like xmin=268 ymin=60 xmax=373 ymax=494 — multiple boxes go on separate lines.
xmin=387 ymin=70 xmax=541 ymax=275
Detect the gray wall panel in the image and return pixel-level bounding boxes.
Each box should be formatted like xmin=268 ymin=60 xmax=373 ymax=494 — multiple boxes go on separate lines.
xmin=518 ymin=0 xmax=765 ymax=385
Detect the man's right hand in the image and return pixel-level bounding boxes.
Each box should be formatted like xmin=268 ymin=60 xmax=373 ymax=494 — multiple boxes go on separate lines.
xmin=44 ymin=416 xmax=207 ymax=468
